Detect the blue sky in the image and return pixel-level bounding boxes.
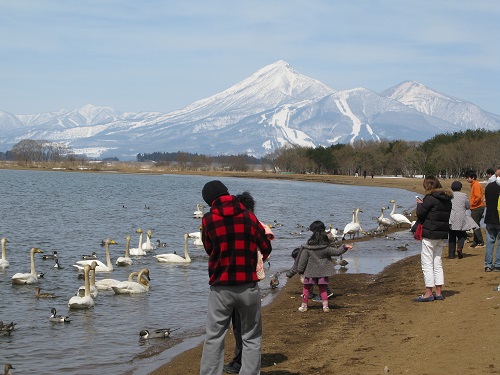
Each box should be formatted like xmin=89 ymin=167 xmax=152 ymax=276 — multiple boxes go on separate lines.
xmin=1 ymin=1 xmax=498 ymax=115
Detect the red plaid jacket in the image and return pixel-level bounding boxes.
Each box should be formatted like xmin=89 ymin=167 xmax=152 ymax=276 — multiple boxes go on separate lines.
xmin=202 ymin=195 xmax=272 ymax=285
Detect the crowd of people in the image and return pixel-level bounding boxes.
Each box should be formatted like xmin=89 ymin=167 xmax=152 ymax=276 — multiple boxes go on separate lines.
xmin=196 ymin=166 xmax=500 ymax=374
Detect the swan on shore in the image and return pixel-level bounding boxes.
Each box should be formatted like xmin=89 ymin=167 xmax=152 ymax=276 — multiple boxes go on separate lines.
xmin=74 ymin=239 xmax=117 ymax=272
xmin=389 ymin=200 xmax=412 ymax=227
xmin=154 ymin=233 xmax=191 ymax=263
xmin=49 ymin=308 xmax=71 ymax=323
xmin=68 ymin=264 xmax=95 ymax=309
xmin=342 ymin=208 xmax=363 ymax=240
xmin=11 ymin=247 xmax=43 ymax=285
xmin=95 ymin=271 xmax=139 ymax=291
xmin=116 ymin=235 xmax=133 ymax=266
xmin=141 ymin=230 xmax=156 ymax=251
xmin=0 ymin=237 xmax=10 ymax=269
xmin=129 ymin=229 xmax=146 ymax=256
xmin=377 ymin=207 xmax=394 ymax=228
xmin=111 ymin=268 xmax=150 ymax=294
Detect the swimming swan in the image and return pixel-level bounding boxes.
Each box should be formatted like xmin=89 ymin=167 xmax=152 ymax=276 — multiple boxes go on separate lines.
xmin=141 ymin=230 xmax=156 ymax=251
xmin=73 ymin=239 xmax=117 ymax=272
xmin=111 ymin=268 xmax=150 ymax=294
xmin=116 ymin=235 xmax=133 ymax=266
xmin=11 ymin=247 xmax=43 ymax=285
xmin=154 ymin=233 xmax=191 ymax=263
xmin=49 ymin=307 xmax=71 ymax=323
xmin=68 ymin=264 xmax=95 ymax=309
xmin=389 ymin=200 xmax=412 ymax=227
xmin=0 ymin=237 xmax=10 ymax=269
xmin=193 ymin=204 xmax=205 ymax=219
xmin=129 ymin=229 xmax=146 ymax=256
xmin=94 ymin=271 xmax=139 ymax=291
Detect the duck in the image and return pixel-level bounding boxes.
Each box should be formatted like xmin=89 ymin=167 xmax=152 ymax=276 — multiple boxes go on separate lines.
xmin=154 ymin=233 xmax=191 ymax=263
xmin=73 ymin=239 xmax=117 ymax=272
xmin=270 ymin=272 xmax=280 ymax=289
xmin=129 ymin=229 xmax=146 ymax=256
xmin=0 ymin=237 xmax=10 ymax=269
xmin=35 ymin=287 xmax=57 ymax=298
xmin=42 ymin=250 xmax=58 ymax=260
xmin=336 ymin=254 xmax=349 ymax=268
xmin=389 ymin=200 xmax=412 ymax=227
xmin=111 ymin=268 xmax=150 ymax=294
xmin=377 ymin=207 xmax=394 ymax=228
xmin=4 ymin=364 xmax=14 ymax=375
xmin=81 ymin=252 xmax=97 ymax=260
xmin=11 ymin=247 xmax=43 ymax=285
xmin=139 ymin=327 xmax=179 ymax=339
xmin=94 ymin=271 xmax=139 ymax=291
xmin=54 ymin=258 xmax=63 ymax=269
xmin=193 ymin=203 xmax=205 ymax=219
xmin=49 ymin=307 xmax=71 ymax=323
xmin=116 ymin=235 xmax=133 ymax=266
xmin=68 ymin=264 xmax=95 ymax=309
xmin=78 ymin=261 xmax=98 ymax=298
xmin=0 ymin=321 xmax=16 ymax=334
xmin=342 ymin=208 xmax=363 ymax=240
xmin=141 ymin=230 xmax=156 ymax=251
xmin=397 ymin=243 xmax=409 ymax=251
xmin=156 ymin=239 xmax=167 ymax=247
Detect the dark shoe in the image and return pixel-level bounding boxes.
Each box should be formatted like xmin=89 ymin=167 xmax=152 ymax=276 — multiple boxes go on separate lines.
xmin=223 ymin=361 xmax=241 ymax=374
xmin=470 ymin=243 xmax=478 ymax=248
xmin=413 ymin=295 xmax=434 ymax=302
xmin=485 ymin=266 xmax=493 ymax=272
xmin=434 ymin=295 xmax=445 ymax=300
xmin=457 ymin=250 xmax=463 ymax=259
xmin=447 ymin=256 xmax=455 ymax=259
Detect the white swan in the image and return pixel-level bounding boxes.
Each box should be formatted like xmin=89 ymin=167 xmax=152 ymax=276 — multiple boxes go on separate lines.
xmin=141 ymin=229 xmax=156 ymax=251
xmin=389 ymin=200 xmax=412 ymax=227
xmin=191 ymin=227 xmax=203 ymax=246
xmin=193 ymin=204 xmax=205 ymax=219
xmin=154 ymin=233 xmax=191 ymax=263
xmin=78 ymin=261 xmax=98 ymax=298
xmin=94 ymin=271 xmax=139 ymax=291
xmin=116 ymin=235 xmax=133 ymax=266
xmin=0 ymin=237 xmax=10 ymax=269
xmin=377 ymin=207 xmax=394 ymax=228
xmin=68 ymin=264 xmax=95 ymax=309
xmin=73 ymin=239 xmax=117 ymax=272
xmin=342 ymin=208 xmax=363 ymax=240
xmin=129 ymin=229 xmax=147 ymax=256
xmin=111 ymin=268 xmax=150 ymax=294
xmin=188 ymin=226 xmax=201 ymax=239
xmin=11 ymin=247 xmax=43 ymax=285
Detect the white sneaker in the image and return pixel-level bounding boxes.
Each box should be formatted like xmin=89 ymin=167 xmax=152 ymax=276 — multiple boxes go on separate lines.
xmin=323 ymin=306 xmax=330 ymax=312
xmin=298 ymin=305 xmax=308 ymax=312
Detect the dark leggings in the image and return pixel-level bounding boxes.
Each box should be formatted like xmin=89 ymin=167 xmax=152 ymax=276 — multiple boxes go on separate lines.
xmin=470 ymin=207 xmax=485 ymax=244
xmin=449 ymin=229 xmax=467 ymax=257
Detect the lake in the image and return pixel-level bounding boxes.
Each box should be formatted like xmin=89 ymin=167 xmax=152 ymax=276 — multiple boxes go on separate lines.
xmin=0 ymin=169 xmax=419 ymax=374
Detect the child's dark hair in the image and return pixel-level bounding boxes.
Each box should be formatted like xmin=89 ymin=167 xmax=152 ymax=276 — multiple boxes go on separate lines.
xmin=236 ymin=191 xmax=255 ymax=212
xmin=307 ymin=220 xmax=330 ymax=245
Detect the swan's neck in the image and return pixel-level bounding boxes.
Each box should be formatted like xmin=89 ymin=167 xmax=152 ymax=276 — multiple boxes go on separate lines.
xmin=84 ymin=267 xmax=90 ymax=297
xmin=30 ymin=249 xmax=37 ymax=275
xmin=105 ymin=243 xmax=113 ymax=270
xmin=184 ymin=236 xmax=191 ymax=261
xmin=137 ymin=270 xmax=149 ymax=287
xmin=125 ymin=238 xmax=130 ymax=257
xmin=1 ymin=242 xmax=6 ymax=261
xmin=138 ymin=233 xmax=143 ymax=248
xmin=90 ymin=269 xmax=96 ymax=287
xmin=390 ymin=202 xmax=396 ymax=215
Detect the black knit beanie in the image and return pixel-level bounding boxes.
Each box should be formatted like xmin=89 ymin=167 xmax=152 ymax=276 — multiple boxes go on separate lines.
xmin=202 ymin=180 xmax=229 ymax=206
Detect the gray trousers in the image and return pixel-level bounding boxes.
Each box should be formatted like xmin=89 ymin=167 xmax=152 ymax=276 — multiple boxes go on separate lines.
xmin=200 ymin=282 xmax=262 ymax=375
xmin=471 ymin=206 xmax=485 ymax=244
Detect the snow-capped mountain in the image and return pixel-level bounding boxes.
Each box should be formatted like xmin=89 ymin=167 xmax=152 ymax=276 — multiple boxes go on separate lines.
xmin=0 ymin=61 xmax=499 ymax=160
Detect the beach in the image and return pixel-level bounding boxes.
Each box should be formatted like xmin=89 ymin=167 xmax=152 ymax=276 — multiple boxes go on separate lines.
xmin=147 ymin=175 xmax=499 ymax=375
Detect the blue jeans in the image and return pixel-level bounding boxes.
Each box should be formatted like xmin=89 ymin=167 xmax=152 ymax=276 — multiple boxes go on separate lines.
xmin=485 ymin=224 xmax=500 ymax=268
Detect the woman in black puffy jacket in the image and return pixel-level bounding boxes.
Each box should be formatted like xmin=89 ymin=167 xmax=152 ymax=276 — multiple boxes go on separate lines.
xmin=414 ymin=176 xmax=453 ymax=302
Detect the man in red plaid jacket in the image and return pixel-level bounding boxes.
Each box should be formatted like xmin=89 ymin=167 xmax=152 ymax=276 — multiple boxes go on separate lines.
xmin=199 ymin=180 xmax=272 ymax=375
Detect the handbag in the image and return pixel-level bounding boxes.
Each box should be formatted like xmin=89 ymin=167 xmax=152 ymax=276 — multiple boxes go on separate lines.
xmin=256 ymin=249 xmax=266 ymax=280
xmin=413 ymin=223 xmax=423 ymax=241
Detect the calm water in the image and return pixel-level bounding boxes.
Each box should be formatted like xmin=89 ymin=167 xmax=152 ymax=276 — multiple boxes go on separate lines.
xmin=0 ymin=170 xmax=419 ymax=374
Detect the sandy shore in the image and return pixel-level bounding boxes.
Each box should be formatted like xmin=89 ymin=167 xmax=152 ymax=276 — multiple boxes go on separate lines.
xmin=148 ymin=175 xmax=499 ymax=375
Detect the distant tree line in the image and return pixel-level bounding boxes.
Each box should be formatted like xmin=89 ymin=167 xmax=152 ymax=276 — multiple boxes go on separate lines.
xmin=2 ymin=129 xmax=498 ymax=177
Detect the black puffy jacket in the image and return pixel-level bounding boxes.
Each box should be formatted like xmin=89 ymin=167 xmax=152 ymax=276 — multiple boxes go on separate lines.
xmin=416 ymin=188 xmax=453 ymax=239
